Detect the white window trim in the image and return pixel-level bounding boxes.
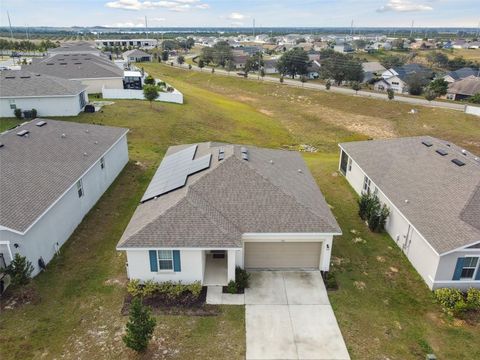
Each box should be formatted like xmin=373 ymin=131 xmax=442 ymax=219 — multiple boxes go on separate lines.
xmin=363 ymin=175 xmax=371 ymax=194
xmin=460 ymin=256 xmax=479 ymax=280
xmin=157 ymin=250 xmax=174 ymax=272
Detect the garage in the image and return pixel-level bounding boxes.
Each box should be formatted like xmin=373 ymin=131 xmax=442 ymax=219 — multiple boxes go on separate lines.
xmin=244 ymin=242 xmax=322 ymax=269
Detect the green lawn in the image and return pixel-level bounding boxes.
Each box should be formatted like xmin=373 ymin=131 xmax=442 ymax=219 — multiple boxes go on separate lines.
xmin=0 ymin=118 xmax=22 ymax=132
xmin=0 ymin=63 xmax=479 ymax=359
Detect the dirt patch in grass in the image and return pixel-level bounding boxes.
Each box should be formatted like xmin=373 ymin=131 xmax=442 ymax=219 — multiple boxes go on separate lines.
xmin=0 ymin=284 xmax=41 ymax=311
xmin=259 ymin=108 xmax=274 ymax=116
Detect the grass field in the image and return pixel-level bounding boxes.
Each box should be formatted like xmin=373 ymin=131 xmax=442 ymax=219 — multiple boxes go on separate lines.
xmin=0 ymin=63 xmax=479 ymax=360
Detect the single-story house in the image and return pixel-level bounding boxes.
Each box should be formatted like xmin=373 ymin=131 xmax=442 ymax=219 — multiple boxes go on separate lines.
xmin=0 ymin=70 xmax=88 ymax=117
xmin=232 ymin=54 xmax=249 ymax=69
xmin=263 ymin=59 xmax=278 ymax=74
xmin=47 ymin=41 xmax=102 ymax=57
xmin=333 ymin=44 xmax=354 ymax=53
xmin=378 ymin=64 xmax=433 ymax=93
xmin=117 ymin=143 xmax=341 ymax=286
xmin=339 ymin=136 xmax=480 ymax=290
xmin=123 ymin=49 xmax=152 ymax=63
xmin=446 ymin=76 xmax=480 ymax=101
xmin=0 ymin=119 xmax=129 ymax=277
xmin=362 ymin=61 xmax=386 ymax=83
xmin=24 ymin=53 xmax=124 ymax=94
xmin=443 ymin=67 xmax=478 ymax=83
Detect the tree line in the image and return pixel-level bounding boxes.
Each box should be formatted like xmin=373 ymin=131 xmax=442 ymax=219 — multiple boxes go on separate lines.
xmin=0 ymin=39 xmax=58 ymax=52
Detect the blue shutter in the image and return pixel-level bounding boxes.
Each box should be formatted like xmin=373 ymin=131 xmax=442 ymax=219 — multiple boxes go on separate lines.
xmin=452 ymin=257 xmax=464 ymax=280
xmin=149 ymin=250 xmax=158 ymax=272
xmin=173 ymin=250 xmax=181 ymax=272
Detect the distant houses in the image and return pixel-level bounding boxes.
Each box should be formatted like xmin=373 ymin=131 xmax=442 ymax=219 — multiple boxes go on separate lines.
xmin=362 ymin=62 xmax=386 ymax=83
xmin=0 ymin=119 xmax=129 ymax=277
xmin=0 ymin=70 xmax=88 ymax=117
xmin=123 ymin=49 xmax=152 ymax=63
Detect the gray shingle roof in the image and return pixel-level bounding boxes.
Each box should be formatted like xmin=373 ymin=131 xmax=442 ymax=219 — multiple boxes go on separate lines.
xmin=48 ymin=41 xmax=99 ymax=54
xmin=24 ymin=53 xmax=123 ymax=80
xmin=0 ymin=70 xmax=86 ymax=97
xmin=0 ymin=119 xmax=128 ymax=233
xmin=118 ymin=143 xmax=341 ymax=249
xmin=448 ymin=76 xmax=480 ymax=96
xmin=446 ymin=67 xmax=478 ymax=81
xmin=123 ymin=49 xmax=151 ymax=58
xmin=340 ymin=136 xmax=480 ymax=254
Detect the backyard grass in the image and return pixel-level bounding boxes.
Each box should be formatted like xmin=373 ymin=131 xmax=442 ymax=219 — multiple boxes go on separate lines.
xmin=0 ymin=118 xmax=22 ymax=132
xmin=0 ymin=63 xmax=479 ymax=359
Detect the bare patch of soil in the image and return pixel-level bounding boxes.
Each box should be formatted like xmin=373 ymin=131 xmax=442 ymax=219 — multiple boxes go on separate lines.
xmin=0 ymin=284 xmax=40 ymax=311
xmin=259 ymin=108 xmax=274 ymax=116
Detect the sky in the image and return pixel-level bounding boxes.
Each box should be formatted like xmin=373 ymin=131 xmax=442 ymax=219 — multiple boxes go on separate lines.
xmin=1 ymin=0 xmax=479 ymax=29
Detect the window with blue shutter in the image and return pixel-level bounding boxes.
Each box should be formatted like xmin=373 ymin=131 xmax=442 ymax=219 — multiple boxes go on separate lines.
xmin=452 ymin=257 xmax=465 ymax=280
xmin=173 ymin=250 xmax=181 ymax=272
xmin=149 ymin=250 xmax=158 ymax=272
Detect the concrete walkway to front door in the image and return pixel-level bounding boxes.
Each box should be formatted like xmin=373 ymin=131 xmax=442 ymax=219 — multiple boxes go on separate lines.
xmin=245 ymin=271 xmax=350 ymax=360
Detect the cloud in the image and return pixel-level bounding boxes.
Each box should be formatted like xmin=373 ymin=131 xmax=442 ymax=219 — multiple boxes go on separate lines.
xmin=227 ymin=12 xmax=246 ymax=20
xmin=377 ymin=0 xmax=433 ymax=12
xmin=104 ymin=21 xmax=145 ymax=27
xmin=105 ymin=0 xmax=208 ymax=12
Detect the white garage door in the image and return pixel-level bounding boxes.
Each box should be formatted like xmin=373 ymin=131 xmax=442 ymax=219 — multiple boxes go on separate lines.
xmin=244 ymin=242 xmax=322 ymax=269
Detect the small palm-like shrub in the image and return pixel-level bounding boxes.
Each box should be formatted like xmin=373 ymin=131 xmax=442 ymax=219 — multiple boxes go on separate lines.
xmin=226 ymin=280 xmax=238 ymax=294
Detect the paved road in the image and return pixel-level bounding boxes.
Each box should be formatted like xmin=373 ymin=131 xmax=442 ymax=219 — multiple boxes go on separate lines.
xmin=168 ymin=59 xmax=467 ymax=112
xmin=245 ymin=271 xmax=350 ymax=360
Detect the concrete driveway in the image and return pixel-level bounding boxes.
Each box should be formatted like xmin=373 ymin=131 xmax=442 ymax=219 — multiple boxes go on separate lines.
xmin=245 ymin=271 xmax=350 ymax=360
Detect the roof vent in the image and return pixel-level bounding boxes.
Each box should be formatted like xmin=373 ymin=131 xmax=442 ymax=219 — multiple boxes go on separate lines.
xmin=298 ymin=169 xmax=303 ymax=173
xmin=452 ymin=159 xmax=465 ymax=167
xmin=20 ymin=75 xmax=31 ymax=79
xmin=269 ymin=159 xmax=274 ymax=164
xmin=422 ymin=140 xmax=433 ymax=147
xmin=218 ymin=147 xmax=225 ymax=161
xmin=461 ymin=149 xmax=467 ymax=156
xmin=436 ymin=149 xmax=448 ymax=156
xmin=94 ymin=141 xmax=98 ymax=144
xmin=83 ymin=152 xmax=88 ymax=156
xmin=36 ymin=120 xmax=47 ymax=127
xmin=5 ymin=76 xmax=15 ymax=79
xmin=17 ymin=130 xmax=29 ymax=137
xmin=242 ymin=152 xmax=249 ymax=161
xmin=46 ymin=63 xmax=54 ymax=65
xmin=0 ymin=143 xmax=4 ymax=148
xmin=85 ymin=129 xmax=89 ymax=133
xmin=61 ymin=133 xmax=66 ymax=138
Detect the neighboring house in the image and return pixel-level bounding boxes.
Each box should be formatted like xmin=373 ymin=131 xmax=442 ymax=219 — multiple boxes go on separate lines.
xmin=232 ymin=54 xmax=249 ymax=69
xmin=446 ymin=76 xmax=480 ymax=101
xmin=333 ymin=44 xmax=354 ymax=53
xmin=263 ymin=59 xmax=278 ymax=74
xmin=0 ymin=70 xmax=88 ymax=117
xmin=24 ymin=53 xmax=124 ymax=94
xmin=0 ymin=119 xmax=129 ymax=276
xmin=378 ymin=64 xmax=433 ymax=93
xmin=47 ymin=41 xmax=102 ymax=57
xmin=307 ymin=60 xmax=321 ymax=79
xmin=362 ymin=61 xmax=386 ymax=83
xmin=468 ymin=41 xmax=480 ymax=49
xmin=95 ymin=39 xmax=158 ymax=49
xmin=443 ymin=67 xmax=478 ymax=83
xmin=339 ymin=136 xmax=480 ymax=290
xmin=452 ymin=40 xmax=468 ymax=49
xmin=117 ymin=143 xmax=341 ymax=286
xmin=123 ymin=49 xmax=152 ymax=63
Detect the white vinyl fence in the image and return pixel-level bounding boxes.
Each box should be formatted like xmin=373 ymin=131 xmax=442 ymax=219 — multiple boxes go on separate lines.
xmin=102 ymin=86 xmax=183 ymax=104
xmin=465 ymin=105 xmax=480 ymax=117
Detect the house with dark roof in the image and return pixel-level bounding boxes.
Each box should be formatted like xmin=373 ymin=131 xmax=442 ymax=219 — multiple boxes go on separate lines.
xmin=47 ymin=41 xmax=102 ymax=57
xmin=377 ymin=64 xmax=433 ymax=93
xmin=123 ymin=49 xmax=152 ymax=63
xmin=339 ymin=137 xmax=480 ymax=290
xmin=0 ymin=119 xmax=129 ymax=277
xmin=443 ymin=67 xmax=478 ymax=83
xmin=117 ymin=143 xmax=341 ymax=286
xmin=24 ymin=53 xmax=124 ymax=94
xmin=0 ymin=70 xmax=88 ymax=117
xmin=446 ymin=75 xmax=480 ymax=101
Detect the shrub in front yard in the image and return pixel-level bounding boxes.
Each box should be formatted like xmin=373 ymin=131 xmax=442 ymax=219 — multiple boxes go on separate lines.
xmin=434 ymin=288 xmax=480 ymax=316
xmin=324 ymin=272 xmax=338 ymax=290
xmin=6 ymin=254 xmax=34 ymax=287
xmin=14 ymin=108 xmax=22 ymax=119
xmin=123 ymin=298 xmax=156 ymax=353
xmin=235 ymin=267 xmax=250 ymax=289
xmin=126 ymin=280 xmax=202 ymax=300
xmin=226 ymin=280 xmax=238 ymax=294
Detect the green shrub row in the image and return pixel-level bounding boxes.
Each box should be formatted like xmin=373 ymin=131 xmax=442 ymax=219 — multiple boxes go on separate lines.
xmin=434 ymin=288 xmax=480 ymax=316
xmin=358 ymin=193 xmax=390 ymax=233
xmin=127 ymin=279 xmax=202 ymax=299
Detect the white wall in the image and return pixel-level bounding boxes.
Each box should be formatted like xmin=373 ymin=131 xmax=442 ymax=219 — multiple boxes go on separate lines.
xmin=77 ymin=78 xmax=124 ymax=94
xmin=0 ymin=94 xmax=85 ymax=118
xmin=0 ymin=135 xmax=129 ymax=276
xmin=434 ymin=250 xmax=480 ymax=290
xmin=125 ymin=249 xmax=204 ymax=284
xmin=465 ymin=105 xmax=480 ymax=117
xmin=341 ymin=149 xmax=439 ymax=289
xmin=102 ymin=87 xmax=184 ymax=104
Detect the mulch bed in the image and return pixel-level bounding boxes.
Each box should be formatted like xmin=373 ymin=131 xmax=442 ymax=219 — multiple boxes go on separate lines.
xmin=222 ymin=286 xmax=245 ymax=294
xmin=121 ymin=287 xmax=219 ymax=316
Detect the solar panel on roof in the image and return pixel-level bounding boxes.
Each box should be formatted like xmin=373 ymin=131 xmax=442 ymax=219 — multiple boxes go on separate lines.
xmin=141 ymin=145 xmax=212 ymax=203
xmin=452 ymin=159 xmax=465 ymax=167
xmin=436 ymin=149 xmax=448 ymax=156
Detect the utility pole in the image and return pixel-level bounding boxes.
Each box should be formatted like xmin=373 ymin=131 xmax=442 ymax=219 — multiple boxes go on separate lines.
xmin=409 ymin=20 xmax=414 ymax=39
xmin=350 ymin=20 xmax=354 ymax=36
xmin=145 ymin=16 xmax=148 ymax=39
xmin=7 ymin=11 xmax=14 ymax=40
xmin=253 ymin=18 xmax=255 ymax=37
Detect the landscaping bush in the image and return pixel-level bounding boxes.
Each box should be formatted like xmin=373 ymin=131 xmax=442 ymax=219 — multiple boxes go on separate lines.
xmin=387 ymin=88 xmax=394 ymax=100
xmin=126 ymin=280 xmax=203 ymax=299
xmin=235 ymin=266 xmax=250 ymax=289
xmin=433 ymin=288 xmax=480 ymax=316
xmin=31 ymin=108 xmax=37 ymax=118
xmin=5 ymin=253 xmax=34 ymax=287
xmin=358 ymin=193 xmax=390 ymax=233
xmin=226 ymin=280 xmax=238 ymax=294
xmin=14 ymin=108 xmax=22 ymax=119
xmin=123 ymin=298 xmax=156 ymax=353
xmin=324 ymin=272 xmax=338 ymax=290
xmin=143 ymin=75 xmax=155 ymax=85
